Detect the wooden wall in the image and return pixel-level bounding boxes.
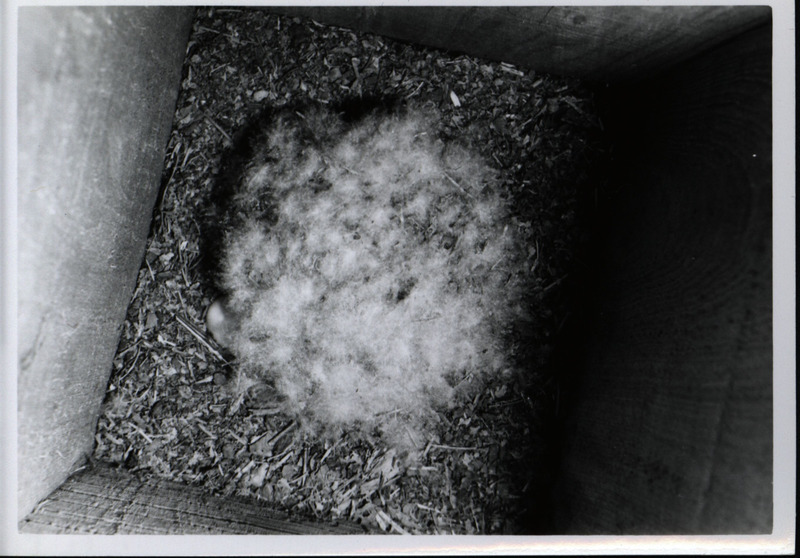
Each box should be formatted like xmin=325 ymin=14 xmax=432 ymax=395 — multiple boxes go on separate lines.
xmin=553 ymin=24 xmax=773 ymax=533
xmin=272 ymin=5 xmax=770 ymax=82
xmin=16 ymin=6 xmax=194 ymax=518
xmin=18 ymin=464 xmax=363 ymax=534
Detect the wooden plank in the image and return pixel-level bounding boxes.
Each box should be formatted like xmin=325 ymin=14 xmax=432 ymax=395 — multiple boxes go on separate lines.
xmin=16 ymin=6 xmax=195 ymax=517
xmin=270 ymin=6 xmax=770 ymax=81
xmin=19 ymin=464 xmax=365 ymax=534
xmin=552 ymin=23 xmax=772 ymax=534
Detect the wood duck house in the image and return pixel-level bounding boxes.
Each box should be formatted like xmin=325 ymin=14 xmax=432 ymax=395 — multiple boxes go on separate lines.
xmin=10 ymin=3 xmax=786 ymax=548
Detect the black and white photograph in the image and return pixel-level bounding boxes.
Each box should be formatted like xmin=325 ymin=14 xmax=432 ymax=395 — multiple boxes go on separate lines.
xmin=1 ymin=0 xmax=795 ymax=554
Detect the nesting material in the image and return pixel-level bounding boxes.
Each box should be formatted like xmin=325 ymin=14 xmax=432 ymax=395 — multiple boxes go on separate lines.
xmin=212 ymin=104 xmax=530 ymax=446
xmin=94 ymin=8 xmax=604 ymax=533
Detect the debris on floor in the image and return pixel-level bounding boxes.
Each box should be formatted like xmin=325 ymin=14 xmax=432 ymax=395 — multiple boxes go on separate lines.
xmin=94 ymin=7 xmax=606 ymax=534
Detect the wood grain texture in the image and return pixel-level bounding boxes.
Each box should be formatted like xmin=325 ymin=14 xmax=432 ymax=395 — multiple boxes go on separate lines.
xmin=552 ymin=24 xmax=773 ymax=534
xmin=19 ymin=464 xmax=365 ymax=534
xmin=16 ymin=6 xmax=194 ymax=518
xmin=270 ymin=6 xmax=769 ymax=82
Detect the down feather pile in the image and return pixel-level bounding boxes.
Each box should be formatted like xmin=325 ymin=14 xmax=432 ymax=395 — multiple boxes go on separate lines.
xmin=210 ymin=103 xmax=530 ymax=447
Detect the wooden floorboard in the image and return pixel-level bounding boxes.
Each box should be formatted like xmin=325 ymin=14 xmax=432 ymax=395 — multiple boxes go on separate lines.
xmin=19 ymin=464 xmax=367 ymax=535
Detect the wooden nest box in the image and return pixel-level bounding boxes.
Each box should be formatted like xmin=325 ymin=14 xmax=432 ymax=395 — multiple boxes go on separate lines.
xmin=13 ymin=5 xmax=778 ymax=539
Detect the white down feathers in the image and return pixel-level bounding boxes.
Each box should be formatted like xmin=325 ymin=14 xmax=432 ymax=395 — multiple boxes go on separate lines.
xmin=214 ymin=105 xmax=528 ymax=445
